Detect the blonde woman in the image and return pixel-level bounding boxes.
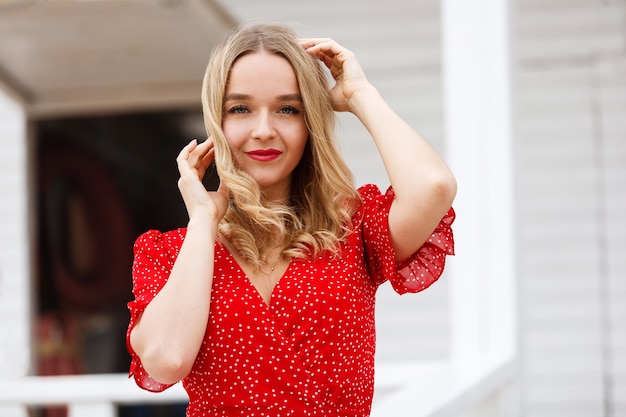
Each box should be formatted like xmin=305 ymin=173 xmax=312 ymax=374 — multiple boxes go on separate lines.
xmin=127 ymin=23 xmax=456 ymax=417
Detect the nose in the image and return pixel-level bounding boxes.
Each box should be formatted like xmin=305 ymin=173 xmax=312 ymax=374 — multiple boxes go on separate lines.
xmin=251 ymin=110 xmax=276 ymax=141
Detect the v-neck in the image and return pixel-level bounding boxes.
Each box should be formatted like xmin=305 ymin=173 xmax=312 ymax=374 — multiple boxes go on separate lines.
xmin=219 ymin=242 xmax=293 ymax=309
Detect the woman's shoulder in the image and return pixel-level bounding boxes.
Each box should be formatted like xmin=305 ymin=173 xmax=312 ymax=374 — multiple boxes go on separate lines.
xmin=357 ymin=184 xmax=394 ymax=208
xmin=357 ymin=183 xmax=381 ymax=197
xmin=133 ymin=227 xmax=188 ymax=257
xmin=348 ymin=184 xmax=395 ymax=231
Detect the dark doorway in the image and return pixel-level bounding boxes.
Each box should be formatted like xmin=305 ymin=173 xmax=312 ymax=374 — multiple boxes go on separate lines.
xmin=33 ymin=108 xmax=216 ymax=417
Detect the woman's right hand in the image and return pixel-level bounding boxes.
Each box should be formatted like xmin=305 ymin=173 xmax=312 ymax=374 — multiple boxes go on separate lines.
xmin=132 ymin=138 xmax=226 ymax=384
xmin=176 ymin=139 xmax=229 ymax=223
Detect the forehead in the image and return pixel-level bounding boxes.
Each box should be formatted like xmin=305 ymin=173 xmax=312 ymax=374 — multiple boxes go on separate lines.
xmin=226 ymin=51 xmax=299 ymax=93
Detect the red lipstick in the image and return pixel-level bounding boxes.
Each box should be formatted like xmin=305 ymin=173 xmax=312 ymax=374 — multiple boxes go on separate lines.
xmin=245 ymin=149 xmax=282 ymax=161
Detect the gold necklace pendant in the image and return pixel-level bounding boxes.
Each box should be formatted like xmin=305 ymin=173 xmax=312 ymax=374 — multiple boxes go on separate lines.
xmin=257 ymin=255 xmax=281 ymax=284
xmin=258 ymin=265 xmax=275 ymax=278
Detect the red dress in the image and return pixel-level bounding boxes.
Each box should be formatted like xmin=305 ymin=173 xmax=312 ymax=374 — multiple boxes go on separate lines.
xmin=127 ymin=185 xmax=455 ymax=417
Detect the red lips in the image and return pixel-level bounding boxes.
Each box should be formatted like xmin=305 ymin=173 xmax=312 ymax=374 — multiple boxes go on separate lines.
xmin=245 ymin=149 xmax=282 ymax=161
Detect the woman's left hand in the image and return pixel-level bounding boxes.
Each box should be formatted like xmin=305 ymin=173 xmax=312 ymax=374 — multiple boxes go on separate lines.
xmin=303 ymin=38 xmax=456 ymax=262
xmin=300 ymin=38 xmax=373 ymax=112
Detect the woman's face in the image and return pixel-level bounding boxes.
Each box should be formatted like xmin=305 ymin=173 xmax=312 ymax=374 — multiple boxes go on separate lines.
xmin=222 ymin=50 xmax=309 ymax=201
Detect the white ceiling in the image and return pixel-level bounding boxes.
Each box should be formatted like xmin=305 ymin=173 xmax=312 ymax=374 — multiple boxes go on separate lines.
xmin=0 ymin=0 xmax=234 ymax=118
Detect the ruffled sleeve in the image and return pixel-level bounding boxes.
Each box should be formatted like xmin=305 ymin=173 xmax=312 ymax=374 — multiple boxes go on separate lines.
xmin=126 ymin=228 xmax=186 ymax=392
xmin=359 ymin=184 xmax=455 ymax=295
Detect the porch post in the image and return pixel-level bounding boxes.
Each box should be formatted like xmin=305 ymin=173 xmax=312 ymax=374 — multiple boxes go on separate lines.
xmin=441 ymin=0 xmax=517 ymax=365
xmin=0 ymin=90 xmax=32 ymax=415
xmin=0 ymin=90 xmax=32 ymax=376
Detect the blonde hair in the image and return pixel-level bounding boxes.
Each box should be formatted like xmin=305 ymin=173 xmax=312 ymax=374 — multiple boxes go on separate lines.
xmin=201 ymin=22 xmax=360 ymax=267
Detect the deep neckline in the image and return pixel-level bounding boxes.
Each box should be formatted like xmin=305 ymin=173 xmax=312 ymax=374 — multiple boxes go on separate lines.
xmin=218 ymin=241 xmax=294 ymax=308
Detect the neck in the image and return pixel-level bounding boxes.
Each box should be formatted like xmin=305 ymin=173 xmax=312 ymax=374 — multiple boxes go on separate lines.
xmin=260 ymin=180 xmax=291 ymax=203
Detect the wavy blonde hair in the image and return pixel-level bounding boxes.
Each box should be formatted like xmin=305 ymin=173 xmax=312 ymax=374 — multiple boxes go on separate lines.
xmin=201 ymin=23 xmax=360 ymax=267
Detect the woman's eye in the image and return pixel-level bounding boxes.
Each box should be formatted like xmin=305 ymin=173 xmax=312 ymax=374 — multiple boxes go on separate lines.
xmin=228 ymin=105 xmax=248 ymax=114
xmin=279 ymin=106 xmax=300 ymax=115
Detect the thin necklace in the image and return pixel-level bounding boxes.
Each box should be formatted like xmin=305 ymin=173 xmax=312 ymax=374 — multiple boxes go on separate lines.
xmin=258 ymin=256 xmax=281 ymax=279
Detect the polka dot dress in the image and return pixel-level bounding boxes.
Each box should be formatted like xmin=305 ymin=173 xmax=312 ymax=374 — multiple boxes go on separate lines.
xmin=126 ymin=185 xmax=455 ymax=417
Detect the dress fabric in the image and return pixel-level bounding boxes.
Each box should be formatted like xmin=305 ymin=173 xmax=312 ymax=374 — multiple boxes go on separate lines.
xmin=126 ymin=184 xmax=455 ymax=417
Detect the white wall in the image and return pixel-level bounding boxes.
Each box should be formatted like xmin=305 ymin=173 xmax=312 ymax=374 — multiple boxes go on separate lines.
xmin=0 ymin=90 xmax=31 ymax=378
xmin=515 ymin=0 xmax=626 ymax=415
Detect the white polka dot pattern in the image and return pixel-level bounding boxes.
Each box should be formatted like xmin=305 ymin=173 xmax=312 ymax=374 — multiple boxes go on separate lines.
xmin=126 ymin=185 xmax=455 ymax=416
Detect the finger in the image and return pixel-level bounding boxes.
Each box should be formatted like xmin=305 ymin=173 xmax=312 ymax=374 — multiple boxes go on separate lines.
xmin=197 ymin=139 xmax=216 ymax=169
xmin=300 ymin=38 xmax=345 ymax=56
xmin=200 ymin=147 xmax=215 ymax=168
xmin=187 ymin=138 xmax=212 ymax=167
xmin=301 ymin=39 xmax=351 ymax=73
xmin=299 ymin=37 xmax=333 ymax=48
xmin=194 ymin=147 xmax=215 ymax=179
xmin=216 ymin=180 xmax=230 ymax=197
xmin=176 ymin=140 xmax=197 ymax=172
xmin=178 ymin=139 xmax=208 ymax=177
xmin=298 ymin=37 xmax=320 ymax=49
xmin=177 ymin=139 xmax=198 ymax=161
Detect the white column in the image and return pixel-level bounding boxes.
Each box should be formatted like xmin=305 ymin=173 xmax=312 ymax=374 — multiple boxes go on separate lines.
xmin=0 ymin=90 xmax=32 ymax=378
xmin=441 ymin=0 xmax=517 ymax=365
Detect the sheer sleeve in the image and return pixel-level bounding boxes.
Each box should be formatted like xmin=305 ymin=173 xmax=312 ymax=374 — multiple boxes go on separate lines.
xmin=126 ymin=228 xmax=186 ymax=392
xmin=359 ymin=184 xmax=455 ymax=295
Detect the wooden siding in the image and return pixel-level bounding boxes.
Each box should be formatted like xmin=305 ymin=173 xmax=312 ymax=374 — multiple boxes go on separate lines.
xmin=516 ymin=0 xmax=626 ymax=415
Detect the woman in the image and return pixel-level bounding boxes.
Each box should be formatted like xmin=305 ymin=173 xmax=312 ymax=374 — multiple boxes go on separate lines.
xmin=127 ymin=23 xmax=456 ymax=417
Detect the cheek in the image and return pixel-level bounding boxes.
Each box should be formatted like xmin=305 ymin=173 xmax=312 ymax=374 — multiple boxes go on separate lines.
xmin=222 ymin=121 xmax=246 ymax=150
xmin=295 ymin=125 xmax=310 ymax=151
xmin=286 ymin=118 xmax=309 ymax=142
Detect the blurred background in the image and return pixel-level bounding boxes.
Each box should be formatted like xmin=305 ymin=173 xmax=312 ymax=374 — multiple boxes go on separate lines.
xmin=0 ymin=0 xmax=624 ymax=416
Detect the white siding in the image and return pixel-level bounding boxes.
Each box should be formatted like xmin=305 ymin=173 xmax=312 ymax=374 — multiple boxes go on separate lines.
xmin=516 ymin=0 xmax=626 ymax=415
xmin=213 ymin=0 xmax=451 ymax=363
xmin=599 ymin=59 xmax=626 ymax=417
xmin=0 ymin=90 xmax=31 ymax=378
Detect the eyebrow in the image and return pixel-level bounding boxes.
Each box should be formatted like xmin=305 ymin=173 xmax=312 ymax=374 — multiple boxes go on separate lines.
xmin=224 ymin=93 xmax=303 ymax=102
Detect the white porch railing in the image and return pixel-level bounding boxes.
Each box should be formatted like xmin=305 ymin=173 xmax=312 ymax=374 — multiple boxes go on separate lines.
xmin=0 ymin=357 xmax=516 ymax=417
xmin=0 ymin=373 xmax=188 ymax=417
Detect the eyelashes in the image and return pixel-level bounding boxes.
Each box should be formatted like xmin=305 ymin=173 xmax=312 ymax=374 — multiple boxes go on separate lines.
xmin=225 ymin=105 xmax=302 ymax=115
xmin=227 ymin=105 xmax=248 ymax=114
xmin=278 ymin=106 xmax=301 ymax=115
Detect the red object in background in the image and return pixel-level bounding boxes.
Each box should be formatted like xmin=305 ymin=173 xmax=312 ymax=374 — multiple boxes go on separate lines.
xmin=37 ymin=313 xmax=82 ymax=417
xmin=37 ymin=313 xmax=83 ymax=376
xmin=38 ymin=144 xmax=133 ymax=313
xmin=35 ymin=143 xmax=134 ymax=417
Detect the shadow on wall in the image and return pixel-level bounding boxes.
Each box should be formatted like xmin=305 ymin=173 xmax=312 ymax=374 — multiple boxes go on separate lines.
xmin=33 ymin=109 xmax=216 ymax=417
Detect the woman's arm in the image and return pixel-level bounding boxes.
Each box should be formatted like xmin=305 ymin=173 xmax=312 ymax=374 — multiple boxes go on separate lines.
xmin=302 ymin=39 xmax=457 ymax=260
xmin=347 ymin=87 xmax=456 ymax=260
xmin=129 ymin=139 xmax=229 ymax=384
